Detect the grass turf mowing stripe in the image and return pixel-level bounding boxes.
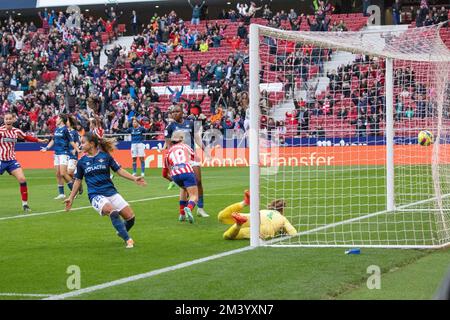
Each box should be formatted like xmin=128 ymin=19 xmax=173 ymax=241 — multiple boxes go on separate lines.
xmin=0 ymin=195 xmax=180 ymax=221
xmin=43 ymin=246 xmax=254 ymax=300
xmin=0 ymin=194 xmax=243 ymax=222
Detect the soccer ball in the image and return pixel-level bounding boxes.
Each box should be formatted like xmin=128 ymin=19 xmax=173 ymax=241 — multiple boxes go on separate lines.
xmin=418 ymin=130 xmax=434 ymax=146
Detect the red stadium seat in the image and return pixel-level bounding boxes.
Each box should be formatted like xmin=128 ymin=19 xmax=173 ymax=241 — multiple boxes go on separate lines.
xmin=118 ymin=24 xmax=126 ymax=34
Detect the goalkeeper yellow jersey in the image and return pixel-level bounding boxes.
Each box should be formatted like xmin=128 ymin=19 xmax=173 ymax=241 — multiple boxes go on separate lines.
xmin=259 ymin=210 xmax=297 ymax=240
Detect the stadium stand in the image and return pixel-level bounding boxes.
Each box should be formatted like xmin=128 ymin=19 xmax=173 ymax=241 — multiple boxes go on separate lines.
xmin=0 ymin=1 xmax=448 ymax=139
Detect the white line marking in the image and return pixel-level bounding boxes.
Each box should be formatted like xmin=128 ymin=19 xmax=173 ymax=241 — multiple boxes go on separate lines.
xmin=0 ymin=293 xmax=53 ymax=297
xmin=43 ymin=246 xmax=254 ymax=300
xmin=0 ymin=195 xmax=179 ymax=221
xmin=0 ymin=194 xmax=243 ymax=221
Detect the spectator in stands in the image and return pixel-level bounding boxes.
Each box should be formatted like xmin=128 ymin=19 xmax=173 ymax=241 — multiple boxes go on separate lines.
xmin=395 ymin=97 xmax=403 ymax=121
xmin=167 ymin=85 xmax=184 ymax=103
xmin=331 ymin=20 xmax=348 ymax=32
xmin=199 ymin=39 xmax=210 ymax=52
xmin=438 ymin=7 xmax=448 ymax=25
xmin=183 ymin=95 xmax=205 ymax=118
xmin=262 ymin=5 xmax=273 ymax=21
xmin=227 ymin=36 xmax=242 ymax=52
xmin=237 ymin=22 xmax=248 ymax=41
xmin=130 ymin=10 xmax=140 ymax=36
xmin=247 ymin=2 xmax=263 ymax=18
xmin=289 ymin=13 xmax=304 ymax=31
xmin=307 ymin=15 xmax=320 ymax=31
xmin=363 ymin=0 xmax=371 ymax=17
xmin=188 ymin=0 xmax=206 ymax=25
xmin=392 ymin=0 xmax=401 ymax=25
xmin=218 ymin=9 xmax=228 ymax=20
xmin=237 ymin=3 xmax=248 ymax=19
xmin=416 ymin=94 xmax=427 ymax=119
xmin=405 ymin=106 xmax=414 ymax=119
xmin=228 ymin=9 xmax=238 ymax=22
xmin=186 ymin=63 xmax=202 ymax=89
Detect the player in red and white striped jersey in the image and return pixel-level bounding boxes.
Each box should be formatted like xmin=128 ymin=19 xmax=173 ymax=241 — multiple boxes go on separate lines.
xmin=162 ymin=131 xmax=198 ymax=223
xmin=0 ymin=112 xmax=48 ymax=212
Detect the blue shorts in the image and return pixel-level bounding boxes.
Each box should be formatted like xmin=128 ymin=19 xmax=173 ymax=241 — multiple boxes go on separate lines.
xmin=0 ymin=160 xmax=21 ymax=175
xmin=172 ymin=172 xmax=197 ymax=188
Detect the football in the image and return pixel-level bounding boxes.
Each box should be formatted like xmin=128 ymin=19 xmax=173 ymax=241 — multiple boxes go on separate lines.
xmin=418 ymin=130 xmax=434 ymax=146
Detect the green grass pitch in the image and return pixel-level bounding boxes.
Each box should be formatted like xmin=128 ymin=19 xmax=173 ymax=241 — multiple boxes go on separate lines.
xmin=0 ymin=167 xmax=449 ymax=300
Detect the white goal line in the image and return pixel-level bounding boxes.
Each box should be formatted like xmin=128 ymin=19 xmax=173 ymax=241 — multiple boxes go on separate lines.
xmin=43 ymin=246 xmax=254 ymax=300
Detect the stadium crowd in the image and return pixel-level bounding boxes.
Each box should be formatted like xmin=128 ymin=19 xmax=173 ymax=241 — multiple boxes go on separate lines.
xmin=0 ymin=0 xmax=448 ymax=140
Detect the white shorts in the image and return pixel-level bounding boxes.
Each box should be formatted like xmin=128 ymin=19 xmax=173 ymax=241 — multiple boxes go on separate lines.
xmin=131 ymin=143 xmax=146 ymax=158
xmin=54 ymin=155 xmax=70 ymax=167
xmin=91 ymin=194 xmax=129 ymax=216
xmin=68 ymin=159 xmax=78 ymax=171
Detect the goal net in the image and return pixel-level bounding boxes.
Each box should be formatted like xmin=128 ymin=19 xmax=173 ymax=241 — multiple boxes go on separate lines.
xmin=248 ymin=23 xmax=450 ymax=248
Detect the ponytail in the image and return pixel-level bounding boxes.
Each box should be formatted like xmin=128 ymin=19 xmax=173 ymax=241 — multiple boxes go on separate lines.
xmin=84 ymin=132 xmax=117 ymax=155
xmin=68 ymin=115 xmax=78 ymax=129
xmin=99 ymin=137 xmax=117 ymax=155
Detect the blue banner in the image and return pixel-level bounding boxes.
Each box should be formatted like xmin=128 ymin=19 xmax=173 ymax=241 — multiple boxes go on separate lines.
xmin=0 ymin=0 xmax=37 ymax=10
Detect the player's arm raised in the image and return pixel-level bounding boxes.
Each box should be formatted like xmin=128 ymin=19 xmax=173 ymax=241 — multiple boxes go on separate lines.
xmin=116 ymin=168 xmax=147 ymax=186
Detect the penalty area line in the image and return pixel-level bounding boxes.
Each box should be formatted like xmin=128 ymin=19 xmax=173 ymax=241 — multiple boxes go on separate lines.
xmin=0 ymin=194 xmax=242 ymax=222
xmin=0 ymin=195 xmax=180 ymax=222
xmin=0 ymin=293 xmax=54 ymax=297
xmin=43 ymin=246 xmax=254 ymax=300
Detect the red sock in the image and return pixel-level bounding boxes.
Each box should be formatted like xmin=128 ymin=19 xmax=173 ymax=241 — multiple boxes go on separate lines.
xmin=188 ymin=201 xmax=196 ymax=211
xmin=20 ymin=182 xmax=28 ymax=202
xmin=180 ymin=200 xmax=187 ymax=215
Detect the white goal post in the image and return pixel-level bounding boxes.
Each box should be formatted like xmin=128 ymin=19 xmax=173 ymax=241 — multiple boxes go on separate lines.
xmin=249 ymin=23 xmax=450 ymax=248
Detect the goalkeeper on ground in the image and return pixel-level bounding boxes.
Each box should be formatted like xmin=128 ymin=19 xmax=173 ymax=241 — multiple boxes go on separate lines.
xmin=218 ymin=190 xmax=297 ymax=240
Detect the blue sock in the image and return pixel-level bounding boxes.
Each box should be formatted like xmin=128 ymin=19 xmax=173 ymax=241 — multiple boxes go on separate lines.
xmin=180 ymin=200 xmax=188 ymax=207
xmin=132 ymin=161 xmax=137 ymax=174
xmin=58 ymin=185 xmax=64 ymax=195
xmin=198 ymin=195 xmax=204 ymax=209
xmin=67 ymin=181 xmax=73 ymax=191
xmin=110 ymin=211 xmax=130 ymax=241
xmin=141 ymin=160 xmax=145 ymax=175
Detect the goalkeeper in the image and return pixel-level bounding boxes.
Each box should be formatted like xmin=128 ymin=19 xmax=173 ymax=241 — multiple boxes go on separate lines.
xmin=218 ymin=190 xmax=297 ymax=240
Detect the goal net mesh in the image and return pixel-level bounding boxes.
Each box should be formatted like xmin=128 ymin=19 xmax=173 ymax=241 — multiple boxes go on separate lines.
xmin=251 ymin=23 xmax=450 ymax=248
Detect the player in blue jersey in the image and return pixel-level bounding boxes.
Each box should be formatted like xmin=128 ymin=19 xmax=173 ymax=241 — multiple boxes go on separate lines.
xmin=41 ymin=114 xmax=81 ymax=200
xmin=127 ymin=117 xmax=147 ymax=177
xmin=164 ymin=105 xmax=209 ymax=218
xmin=64 ymin=132 xmax=147 ymax=249
xmin=66 ymin=115 xmax=83 ymax=195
